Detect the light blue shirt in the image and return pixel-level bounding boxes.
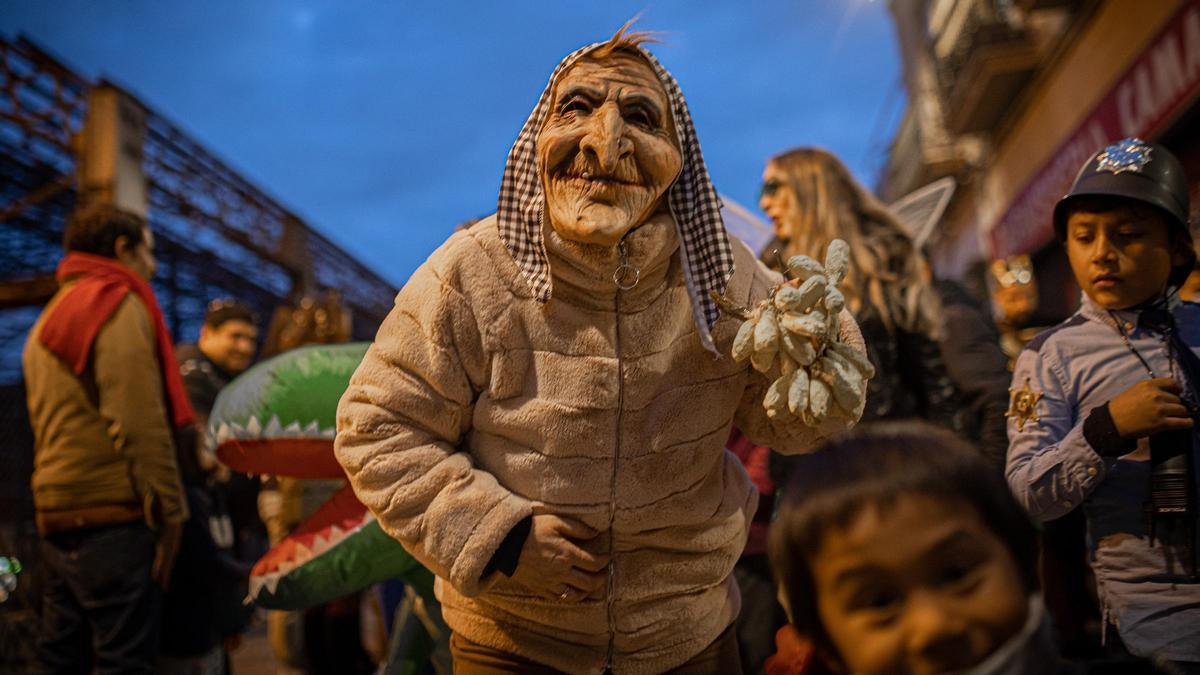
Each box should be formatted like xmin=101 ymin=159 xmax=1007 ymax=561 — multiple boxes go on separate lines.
xmin=1006 ymin=293 xmax=1200 ymax=661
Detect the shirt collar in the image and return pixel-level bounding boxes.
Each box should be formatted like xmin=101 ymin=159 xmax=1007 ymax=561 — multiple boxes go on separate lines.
xmin=1079 ymin=291 xmax=1179 ymax=334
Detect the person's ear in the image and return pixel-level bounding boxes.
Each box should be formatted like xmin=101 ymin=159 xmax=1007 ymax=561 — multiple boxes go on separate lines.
xmin=113 ymin=234 xmax=132 ymax=258
xmin=1171 ymin=231 xmax=1194 ymax=268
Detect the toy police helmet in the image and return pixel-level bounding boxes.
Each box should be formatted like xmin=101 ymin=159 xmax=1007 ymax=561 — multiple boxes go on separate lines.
xmin=1053 ymin=138 xmax=1191 ymax=240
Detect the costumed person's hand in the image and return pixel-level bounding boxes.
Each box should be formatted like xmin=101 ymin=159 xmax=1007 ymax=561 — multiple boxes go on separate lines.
xmin=723 ymin=240 xmax=872 ymax=428
xmin=1109 ymin=378 xmax=1193 ymax=439
xmin=152 ymin=521 xmax=183 ymax=590
xmin=511 ymin=515 xmax=610 ymax=602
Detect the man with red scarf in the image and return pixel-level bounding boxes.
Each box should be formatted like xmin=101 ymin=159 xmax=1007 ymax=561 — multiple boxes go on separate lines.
xmin=23 ymin=204 xmax=193 ymax=674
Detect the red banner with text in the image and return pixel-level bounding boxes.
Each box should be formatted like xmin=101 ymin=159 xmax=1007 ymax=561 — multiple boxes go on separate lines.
xmin=990 ymin=0 xmax=1200 ymax=259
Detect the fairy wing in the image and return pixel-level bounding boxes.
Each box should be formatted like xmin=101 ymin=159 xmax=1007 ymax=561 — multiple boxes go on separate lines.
xmin=888 ymin=176 xmax=956 ymax=250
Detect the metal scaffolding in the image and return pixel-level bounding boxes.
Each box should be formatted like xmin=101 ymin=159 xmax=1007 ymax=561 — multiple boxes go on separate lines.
xmin=0 ymin=35 xmax=397 ymax=383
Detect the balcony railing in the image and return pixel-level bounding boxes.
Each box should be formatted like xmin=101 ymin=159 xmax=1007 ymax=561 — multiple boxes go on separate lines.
xmin=932 ymin=0 xmax=1040 ymax=134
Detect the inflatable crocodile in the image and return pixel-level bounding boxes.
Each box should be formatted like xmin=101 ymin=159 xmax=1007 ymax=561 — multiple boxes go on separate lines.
xmin=207 ymin=342 xmax=434 ymax=608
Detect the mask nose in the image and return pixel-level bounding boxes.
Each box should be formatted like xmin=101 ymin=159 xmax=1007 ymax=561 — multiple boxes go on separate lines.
xmin=580 ymin=104 xmax=632 ymax=174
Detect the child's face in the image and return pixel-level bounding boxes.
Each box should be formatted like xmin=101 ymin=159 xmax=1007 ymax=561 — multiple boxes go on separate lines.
xmin=810 ymin=494 xmax=1028 ymax=675
xmin=1065 ymin=207 xmax=1182 ymax=310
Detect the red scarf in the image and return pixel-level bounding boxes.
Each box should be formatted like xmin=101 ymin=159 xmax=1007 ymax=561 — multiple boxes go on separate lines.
xmin=40 ymin=252 xmax=196 ymax=429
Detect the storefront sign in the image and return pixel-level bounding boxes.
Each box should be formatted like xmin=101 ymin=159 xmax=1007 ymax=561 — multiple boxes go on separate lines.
xmin=991 ymin=0 xmax=1200 ymax=258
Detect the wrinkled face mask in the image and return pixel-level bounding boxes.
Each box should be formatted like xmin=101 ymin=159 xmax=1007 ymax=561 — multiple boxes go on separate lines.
xmin=498 ymin=40 xmax=733 ymax=352
xmin=537 ymin=52 xmax=682 ymax=247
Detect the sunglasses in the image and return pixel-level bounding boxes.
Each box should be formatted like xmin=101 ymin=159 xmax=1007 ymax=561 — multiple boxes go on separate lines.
xmin=760 ymin=179 xmax=783 ymax=199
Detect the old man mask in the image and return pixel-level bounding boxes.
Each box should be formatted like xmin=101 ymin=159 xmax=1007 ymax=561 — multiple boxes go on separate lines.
xmin=498 ymin=28 xmax=735 ymax=352
xmin=538 ymin=48 xmax=681 ymax=247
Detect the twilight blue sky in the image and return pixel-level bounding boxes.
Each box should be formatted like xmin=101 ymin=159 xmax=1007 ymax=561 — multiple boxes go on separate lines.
xmin=0 ymin=1 xmax=903 ymax=287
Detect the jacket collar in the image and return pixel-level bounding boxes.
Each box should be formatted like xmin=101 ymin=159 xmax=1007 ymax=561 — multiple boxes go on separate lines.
xmin=542 ymin=211 xmax=680 ymax=310
xmin=949 ymin=597 xmax=1059 ymax=675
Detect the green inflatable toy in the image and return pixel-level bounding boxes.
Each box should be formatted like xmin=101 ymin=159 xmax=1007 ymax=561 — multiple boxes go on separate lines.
xmin=208 ymin=343 xmax=442 ymax=673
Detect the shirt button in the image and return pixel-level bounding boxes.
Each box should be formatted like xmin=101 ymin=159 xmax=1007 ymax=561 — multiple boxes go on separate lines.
xmin=1063 ymin=500 xmax=1073 ymax=509
xmin=1087 ymin=467 xmax=1098 ymax=477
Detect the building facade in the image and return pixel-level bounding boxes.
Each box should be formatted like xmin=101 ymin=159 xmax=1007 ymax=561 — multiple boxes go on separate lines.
xmin=882 ymin=0 xmax=1200 ymax=322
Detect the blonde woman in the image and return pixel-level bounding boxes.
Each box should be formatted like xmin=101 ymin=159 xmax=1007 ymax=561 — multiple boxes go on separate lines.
xmin=759 ymin=147 xmax=959 ymax=430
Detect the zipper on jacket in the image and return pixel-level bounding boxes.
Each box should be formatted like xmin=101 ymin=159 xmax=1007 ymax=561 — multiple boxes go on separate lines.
xmin=605 ymin=239 xmax=636 ymax=671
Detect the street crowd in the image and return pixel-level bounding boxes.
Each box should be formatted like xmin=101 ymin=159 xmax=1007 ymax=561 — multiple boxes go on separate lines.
xmin=16 ymin=25 xmax=1200 ymax=675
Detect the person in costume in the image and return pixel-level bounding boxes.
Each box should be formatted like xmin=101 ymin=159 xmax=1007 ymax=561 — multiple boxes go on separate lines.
xmin=334 ymin=25 xmax=862 ymax=674
xmin=1006 ymin=138 xmax=1200 ymax=667
xmin=23 ymin=204 xmax=191 ymax=674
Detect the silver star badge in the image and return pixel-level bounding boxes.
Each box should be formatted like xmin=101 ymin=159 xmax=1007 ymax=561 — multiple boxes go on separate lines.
xmin=1095 ymin=138 xmax=1152 ymax=175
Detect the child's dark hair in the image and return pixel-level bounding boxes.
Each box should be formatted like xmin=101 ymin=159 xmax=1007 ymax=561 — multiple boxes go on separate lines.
xmin=767 ymin=421 xmax=1038 ymax=659
xmin=1062 ymin=194 xmax=1175 ymax=230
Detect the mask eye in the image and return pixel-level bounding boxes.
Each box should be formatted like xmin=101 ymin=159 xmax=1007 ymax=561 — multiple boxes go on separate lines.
xmin=624 ymin=106 xmax=658 ymax=129
xmin=760 ymin=179 xmax=782 ymax=199
xmin=561 ymin=97 xmax=592 ymax=115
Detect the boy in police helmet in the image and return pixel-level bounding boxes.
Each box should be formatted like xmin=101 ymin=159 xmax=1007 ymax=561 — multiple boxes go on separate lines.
xmin=1006 ymin=138 xmax=1200 ymax=667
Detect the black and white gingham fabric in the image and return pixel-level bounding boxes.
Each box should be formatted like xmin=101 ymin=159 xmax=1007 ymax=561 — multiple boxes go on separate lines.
xmin=497 ymin=42 xmax=735 ymax=353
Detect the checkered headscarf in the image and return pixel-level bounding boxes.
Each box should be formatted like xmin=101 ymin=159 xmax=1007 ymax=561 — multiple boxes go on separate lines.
xmin=497 ymin=42 xmax=735 ymax=353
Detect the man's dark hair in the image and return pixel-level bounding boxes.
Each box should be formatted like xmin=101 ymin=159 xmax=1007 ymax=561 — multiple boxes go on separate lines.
xmin=767 ymin=421 xmax=1038 ymax=662
xmin=62 ymin=204 xmax=147 ymax=258
xmin=204 ymin=298 xmax=257 ymax=330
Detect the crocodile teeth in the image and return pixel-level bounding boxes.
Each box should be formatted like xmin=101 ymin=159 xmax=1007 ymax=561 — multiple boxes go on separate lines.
xmin=292 ymin=543 xmax=313 ymax=565
xmin=263 ymin=416 xmax=284 ymax=436
xmin=311 ymin=534 xmax=330 ymax=556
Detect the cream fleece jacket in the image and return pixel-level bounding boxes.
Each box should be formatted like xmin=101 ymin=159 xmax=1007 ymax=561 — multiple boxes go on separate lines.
xmin=335 ymin=214 xmax=860 ymax=674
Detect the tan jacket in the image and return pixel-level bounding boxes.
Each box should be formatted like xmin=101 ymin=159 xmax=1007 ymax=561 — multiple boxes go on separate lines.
xmin=335 ymin=215 xmax=855 ymax=674
xmin=24 ymin=282 xmax=188 ymax=530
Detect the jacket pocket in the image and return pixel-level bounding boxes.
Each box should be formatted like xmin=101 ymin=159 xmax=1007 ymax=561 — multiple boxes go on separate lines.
xmin=487 ymin=349 xmax=529 ymax=401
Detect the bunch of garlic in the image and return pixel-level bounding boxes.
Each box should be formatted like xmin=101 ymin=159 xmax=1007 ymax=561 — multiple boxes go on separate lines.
xmin=730 ymin=239 xmax=875 ymax=427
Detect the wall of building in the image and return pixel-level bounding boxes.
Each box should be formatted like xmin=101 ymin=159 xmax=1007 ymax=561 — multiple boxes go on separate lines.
xmin=975 ymin=0 xmax=1182 ymax=253
xmin=920 ymin=0 xmax=1189 ymax=280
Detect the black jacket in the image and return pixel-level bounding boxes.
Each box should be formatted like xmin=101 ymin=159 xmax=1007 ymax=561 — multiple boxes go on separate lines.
xmin=176 ymin=343 xmax=235 ymax=419
xmin=159 ymin=483 xmax=252 ymax=656
xmin=854 ymin=304 xmax=961 ymax=429
xmin=769 ymin=302 xmax=963 ymax=486
xmin=934 ymin=279 xmax=1013 ymax=472
xmin=175 ymin=343 xmax=263 ymax=561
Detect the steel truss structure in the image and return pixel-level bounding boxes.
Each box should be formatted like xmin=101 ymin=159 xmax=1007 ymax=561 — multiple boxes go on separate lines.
xmin=0 ymin=35 xmax=396 ymax=383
